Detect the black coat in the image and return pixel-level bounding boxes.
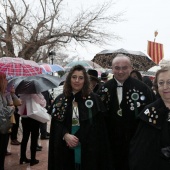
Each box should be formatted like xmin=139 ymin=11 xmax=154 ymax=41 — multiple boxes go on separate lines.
xmin=98 ymin=77 xmax=156 ymax=170
xmin=48 ymin=91 xmax=113 ymax=170
xmin=129 ymin=98 xmax=170 ymax=170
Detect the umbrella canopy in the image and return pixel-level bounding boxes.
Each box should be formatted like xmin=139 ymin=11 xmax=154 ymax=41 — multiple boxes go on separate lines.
xmin=64 ymin=60 xmax=105 ymax=72
xmin=141 ymin=65 xmax=161 ymax=77
xmin=159 ymin=59 xmax=170 ymax=67
xmin=8 ymin=74 xmax=61 ymax=94
xmin=39 ymin=63 xmax=65 ymax=74
xmin=92 ymin=48 xmax=157 ymax=71
xmin=0 ymin=57 xmax=42 ymax=76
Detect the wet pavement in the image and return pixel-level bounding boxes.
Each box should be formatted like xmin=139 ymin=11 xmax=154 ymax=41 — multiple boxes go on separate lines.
xmin=5 ymin=123 xmax=50 ymax=170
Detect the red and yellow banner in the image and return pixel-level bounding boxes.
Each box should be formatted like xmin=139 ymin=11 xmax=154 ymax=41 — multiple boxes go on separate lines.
xmin=147 ymin=41 xmax=164 ymax=64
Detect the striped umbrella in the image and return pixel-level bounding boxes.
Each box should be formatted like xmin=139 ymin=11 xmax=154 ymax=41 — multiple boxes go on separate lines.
xmin=40 ymin=63 xmax=65 ymax=74
xmin=0 ymin=57 xmax=42 ymax=76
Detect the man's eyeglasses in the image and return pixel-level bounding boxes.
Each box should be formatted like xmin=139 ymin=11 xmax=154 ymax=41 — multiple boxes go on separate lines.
xmin=158 ymin=80 xmax=170 ymax=88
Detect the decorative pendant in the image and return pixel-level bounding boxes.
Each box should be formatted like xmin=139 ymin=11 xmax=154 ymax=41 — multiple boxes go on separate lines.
xmin=117 ymin=109 xmax=122 ymax=116
xmin=167 ymin=112 xmax=170 ymax=122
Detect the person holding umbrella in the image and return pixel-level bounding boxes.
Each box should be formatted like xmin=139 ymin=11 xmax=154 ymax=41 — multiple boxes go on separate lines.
xmin=19 ymin=93 xmax=46 ymax=166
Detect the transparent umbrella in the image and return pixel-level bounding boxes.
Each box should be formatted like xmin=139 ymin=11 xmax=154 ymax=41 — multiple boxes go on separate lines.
xmin=92 ymin=48 xmax=156 ymax=71
xmin=64 ymin=60 xmax=105 ymax=72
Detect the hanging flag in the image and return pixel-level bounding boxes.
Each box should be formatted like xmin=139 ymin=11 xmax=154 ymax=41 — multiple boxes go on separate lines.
xmin=147 ymin=41 xmax=164 ymax=64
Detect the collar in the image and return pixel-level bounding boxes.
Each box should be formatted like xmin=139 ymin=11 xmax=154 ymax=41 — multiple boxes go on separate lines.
xmin=114 ymin=78 xmax=123 ymax=87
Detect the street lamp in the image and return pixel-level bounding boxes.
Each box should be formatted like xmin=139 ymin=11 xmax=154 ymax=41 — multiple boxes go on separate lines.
xmin=48 ymin=51 xmax=56 ymax=98
xmin=49 ymin=51 xmax=56 ymax=65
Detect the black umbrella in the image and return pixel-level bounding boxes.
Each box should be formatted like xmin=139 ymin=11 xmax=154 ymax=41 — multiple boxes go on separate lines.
xmin=8 ymin=74 xmax=62 ymax=94
xmin=92 ymin=48 xmax=157 ymax=71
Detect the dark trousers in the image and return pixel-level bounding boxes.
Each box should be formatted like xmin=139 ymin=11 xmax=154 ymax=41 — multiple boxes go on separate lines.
xmin=0 ymin=133 xmax=9 ymax=170
xmin=40 ymin=122 xmax=47 ymax=137
xmin=20 ymin=117 xmax=40 ymax=160
xmin=11 ymin=112 xmax=20 ymax=140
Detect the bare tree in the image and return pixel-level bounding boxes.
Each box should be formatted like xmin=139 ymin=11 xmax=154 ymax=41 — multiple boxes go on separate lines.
xmin=0 ymin=0 xmax=124 ymax=62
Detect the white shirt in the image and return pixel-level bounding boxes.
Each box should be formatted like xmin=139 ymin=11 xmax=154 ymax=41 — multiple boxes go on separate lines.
xmin=115 ymin=79 xmax=123 ymax=104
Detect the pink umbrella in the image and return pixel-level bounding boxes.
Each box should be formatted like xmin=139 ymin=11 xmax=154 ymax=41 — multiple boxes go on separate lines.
xmin=0 ymin=57 xmax=42 ymax=76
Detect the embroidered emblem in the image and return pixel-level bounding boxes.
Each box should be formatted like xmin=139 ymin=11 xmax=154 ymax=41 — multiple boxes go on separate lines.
xmin=144 ymin=107 xmax=159 ymax=125
xmin=52 ymin=108 xmax=56 ymax=114
xmin=167 ymin=112 xmax=170 ymax=122
xmin=144 ymin=109 xmax=150 ymax=115
xmin=85 ymin=100 xmax=93 ymax=108
xmin=130 ymin=107 xmax=134 ymax=110
xmin=126 ymin=89 xmax=146 ymax=111
xmin=131 ymin=93 xmax=139 ymax=101
xmin=52 ymin=96 xmax=68 ymax=121
xmin=153 ymin=120 xmax=156 ymax=124
xmin=140 ymin=95 xmax=145 ymax=101
xmin=137 ymin=102 xmax=140 ymax=107
xmin=100 ymin=87 xmax=110 ymax=109
xmin=56 ymin=102 xmax=62 ymax=107
xmin=117 ymin=109 xmax=122 ymax=116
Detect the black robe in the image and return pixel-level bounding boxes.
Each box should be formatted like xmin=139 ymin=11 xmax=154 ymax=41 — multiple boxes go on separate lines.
xmin=98 ymin=77 xmax=156 ymax=170
xmin=48 ymin=91 xmax=113 ymax=170
xmin=129 ymin=98 xmax=170 ymax=170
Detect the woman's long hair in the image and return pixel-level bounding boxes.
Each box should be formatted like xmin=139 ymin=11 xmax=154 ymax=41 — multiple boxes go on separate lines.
xmin=0 ymin=72 xmax=7 ymax=94
xmin=63 ymin=65 xmax=91 ymax=97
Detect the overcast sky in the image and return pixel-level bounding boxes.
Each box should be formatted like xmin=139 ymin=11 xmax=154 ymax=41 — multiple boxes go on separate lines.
xmin=1 ymin=0 xmax=169 ymax=61
xmin=64 ymin=0 xmax=170 ymax=60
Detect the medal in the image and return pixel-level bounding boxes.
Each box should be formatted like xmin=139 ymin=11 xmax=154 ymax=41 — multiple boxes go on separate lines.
xmin=117 ymin=109 xmax=122 ymax=116
xmin=131 ymin=93 xmax=139 ymax=101
xmin=140 ymin=95 xmax=145 ymax=101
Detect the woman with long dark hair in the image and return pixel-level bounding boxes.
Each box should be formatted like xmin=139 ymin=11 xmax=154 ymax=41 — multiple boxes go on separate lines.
xmin=48 ymin=65 xmax=113 ymax=170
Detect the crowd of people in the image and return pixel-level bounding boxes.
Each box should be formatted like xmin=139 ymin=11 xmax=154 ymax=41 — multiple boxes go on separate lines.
xmin=1 ymin=54 xmax=170 ymax=170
